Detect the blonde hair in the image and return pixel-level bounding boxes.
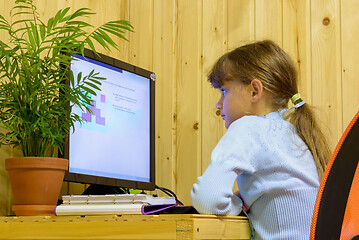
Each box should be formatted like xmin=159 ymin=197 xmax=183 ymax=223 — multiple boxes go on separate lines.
xmin=208 ymin=40 xmax=331 ymax=179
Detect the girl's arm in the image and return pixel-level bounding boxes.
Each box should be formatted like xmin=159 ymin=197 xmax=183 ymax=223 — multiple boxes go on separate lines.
xmin=191 ymin=117 xmax=256 ymax=216
xmin=190 ymin=161 xmax=243 ymax=216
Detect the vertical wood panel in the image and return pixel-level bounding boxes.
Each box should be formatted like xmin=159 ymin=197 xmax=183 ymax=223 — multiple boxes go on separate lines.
xmin=228 ymin=0 xmax=255 ymax=50
xmin=255 ymin=0 xmax=283 ymax=44
xmin=128 ymin=0 xmax=153 ymax=71
xmin=341 ymin=0 xmax=359 ymax=127
xmin=201 ymin=0 xmax=227 ymax=174
xmin=153 ymin=0 xmax=176 ymax=193
xmin=311 ymin=0 xmax=342 ymax=148
xmin=295 ymin=0 xmax=313 ymax=104
xmin=283 ymin=0 xmax=313 ymax=107
xmin=118 ymin=0 xmax=131 ymax=62
xmin=176 ymin=0 xmax=202 ymax=205
xmin=282 ymin=0 xmax=299 ymax=68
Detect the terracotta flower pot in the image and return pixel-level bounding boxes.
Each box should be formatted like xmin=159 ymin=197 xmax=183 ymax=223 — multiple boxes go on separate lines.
xmin=5 ymin=157 xmax=68 ymax=216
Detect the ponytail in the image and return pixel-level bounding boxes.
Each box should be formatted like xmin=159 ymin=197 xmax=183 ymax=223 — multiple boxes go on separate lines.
xmin=287 ymin=102 xmax=331 ymax=179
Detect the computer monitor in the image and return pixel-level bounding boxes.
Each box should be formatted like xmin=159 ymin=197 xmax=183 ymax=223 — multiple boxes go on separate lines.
xmin=62 ymin=49 xmax=155 ymax=194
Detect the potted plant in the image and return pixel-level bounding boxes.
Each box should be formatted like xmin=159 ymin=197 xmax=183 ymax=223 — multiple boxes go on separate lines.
xmin=0 ymin=0 xmax=133 ymax=216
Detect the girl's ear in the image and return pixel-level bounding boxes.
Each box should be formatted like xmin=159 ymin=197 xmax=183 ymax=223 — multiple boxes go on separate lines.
xmin=250 ymin=79 xmax=263 ymax=103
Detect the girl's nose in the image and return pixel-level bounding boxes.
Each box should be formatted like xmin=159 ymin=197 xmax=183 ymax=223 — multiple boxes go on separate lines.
xmin=216 ymin=100 xmax=222 ymax=109
xmin=216 ymin=93 xmax=223 ymax=109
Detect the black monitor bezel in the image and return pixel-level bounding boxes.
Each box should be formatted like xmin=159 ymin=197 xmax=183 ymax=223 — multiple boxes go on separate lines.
xmin=62 ymin=48 xmax=156 ymax=191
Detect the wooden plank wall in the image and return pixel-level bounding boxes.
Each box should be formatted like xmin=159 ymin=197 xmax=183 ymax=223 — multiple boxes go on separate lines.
xmin=0 ymin=0 xmax=358 ymax=215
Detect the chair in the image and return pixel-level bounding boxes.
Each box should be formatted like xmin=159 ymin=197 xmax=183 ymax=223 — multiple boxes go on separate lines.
xmin=310 ymin=111 xmax=359 ymax=240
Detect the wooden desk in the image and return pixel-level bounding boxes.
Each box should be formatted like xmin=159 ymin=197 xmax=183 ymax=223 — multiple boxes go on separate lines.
xmin=0 ymin=214 xmax=251 ymax=239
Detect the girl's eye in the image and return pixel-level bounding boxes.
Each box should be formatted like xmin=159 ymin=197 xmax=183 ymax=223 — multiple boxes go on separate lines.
xmin=221 ymin=89 xmax=226 ymax=95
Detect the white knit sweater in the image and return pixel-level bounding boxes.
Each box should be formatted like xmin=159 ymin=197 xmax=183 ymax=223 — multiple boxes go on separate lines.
xmin=191 ymin=111 xmax=319 ymax=239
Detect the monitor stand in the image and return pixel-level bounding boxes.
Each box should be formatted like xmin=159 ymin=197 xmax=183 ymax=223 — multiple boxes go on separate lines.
xmin=81 ymin=184 xmax=127 ymax=195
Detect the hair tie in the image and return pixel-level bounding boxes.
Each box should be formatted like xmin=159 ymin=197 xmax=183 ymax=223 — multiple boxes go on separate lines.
xmin=281 ymin=93 xmax=306 ymax=119
xmin=291 ymin=93 xmax=301 ymax=104
xmin=290 ymin=93 xmax=305 ymax=110
xmin=282 ymin=100 xmax=306 ymax=119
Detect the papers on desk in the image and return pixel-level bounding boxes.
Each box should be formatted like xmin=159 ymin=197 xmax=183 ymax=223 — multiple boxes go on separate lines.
xmin=55 ymin=194 xmax=177 ymax=216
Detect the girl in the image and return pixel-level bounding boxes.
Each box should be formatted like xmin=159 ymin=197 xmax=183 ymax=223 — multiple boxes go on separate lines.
xmin=191 ymin=40 xmax=331 ymax=239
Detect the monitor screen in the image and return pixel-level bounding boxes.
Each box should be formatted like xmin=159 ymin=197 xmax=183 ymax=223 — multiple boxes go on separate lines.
xmin=63 ymin=49 xmax=155 ymax=192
